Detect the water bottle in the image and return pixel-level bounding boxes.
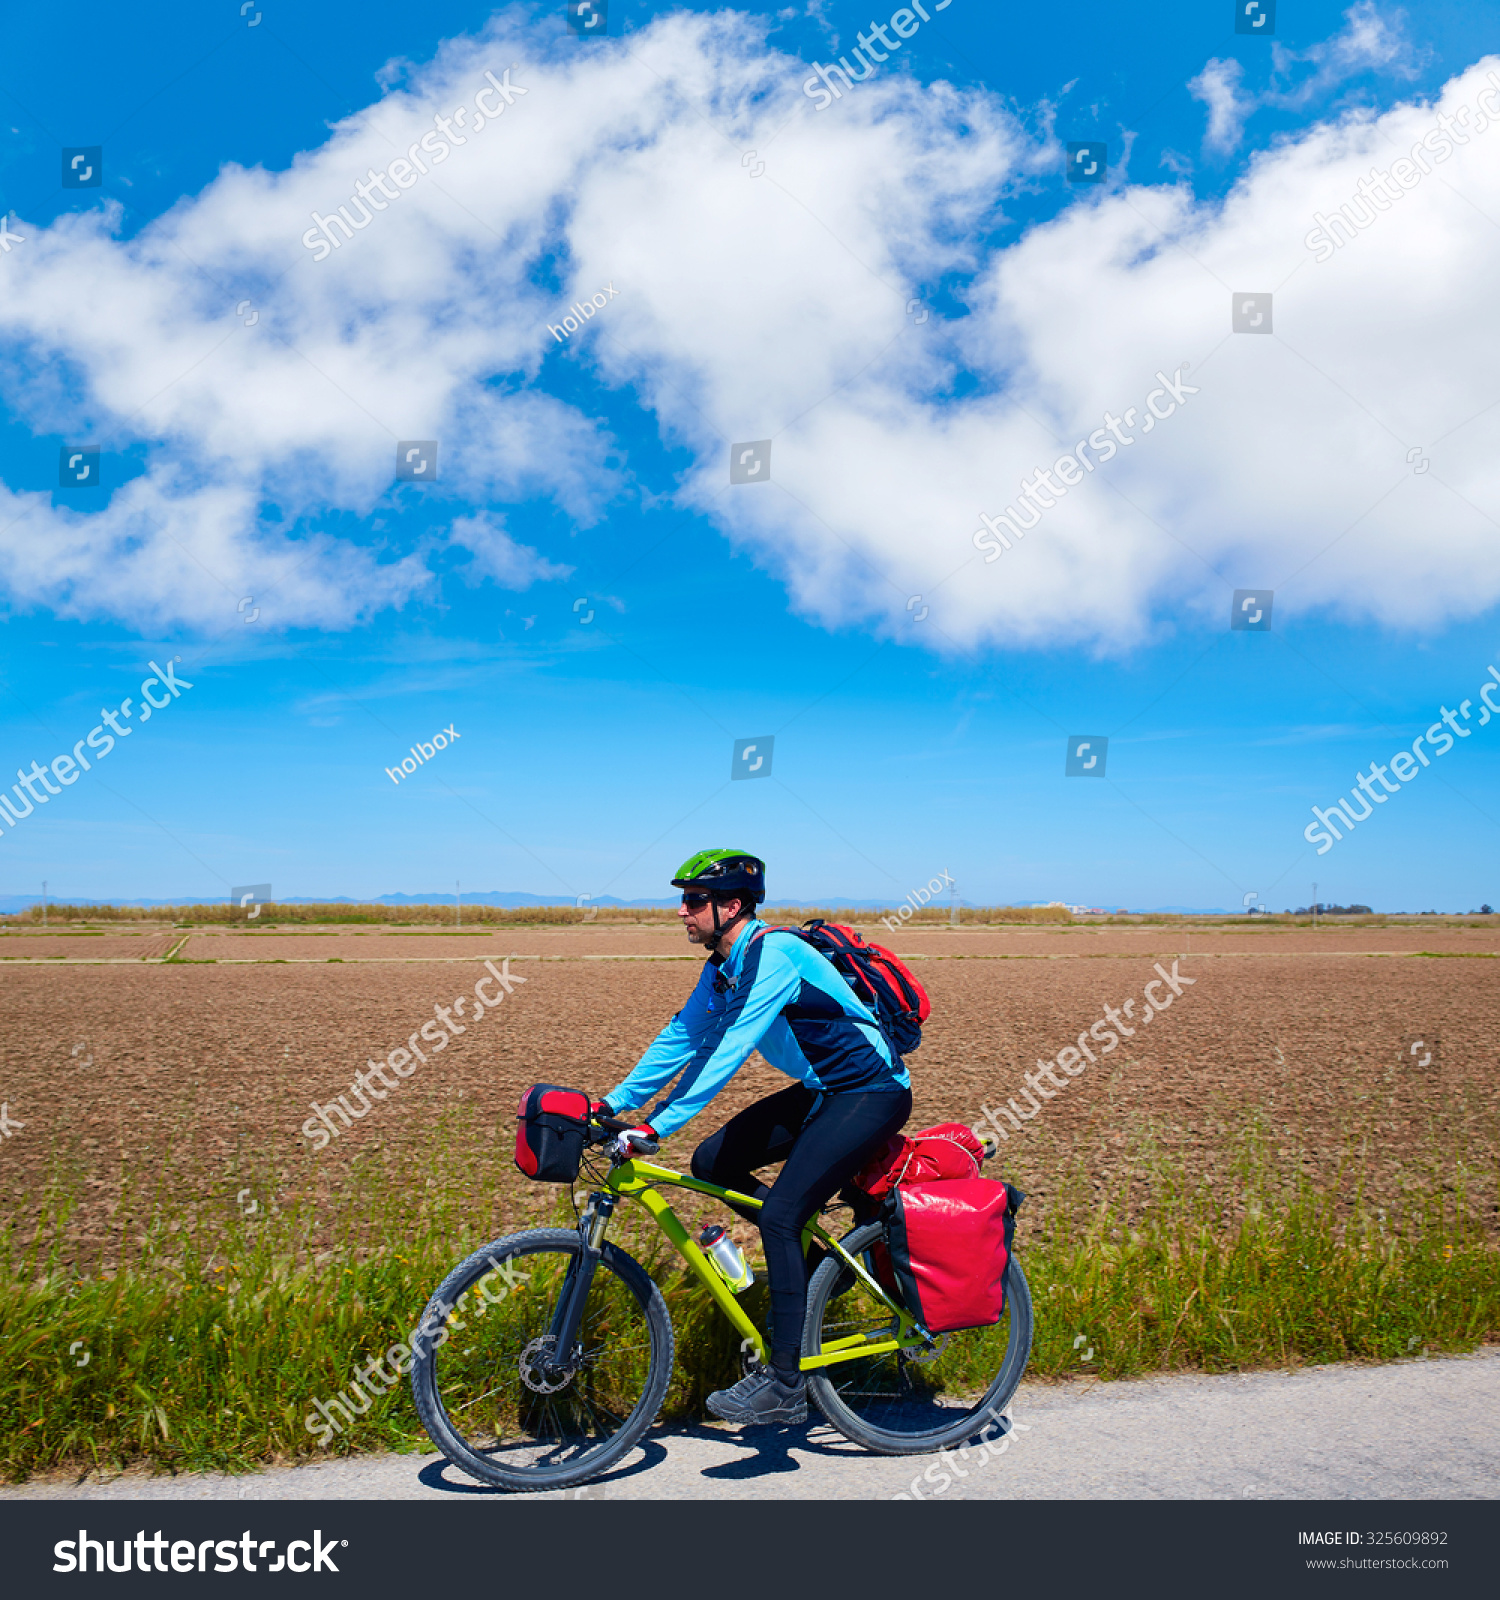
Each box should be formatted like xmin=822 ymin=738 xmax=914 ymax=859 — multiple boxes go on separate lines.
xmin=698 ymin=1225 xmax=755 ymax=1293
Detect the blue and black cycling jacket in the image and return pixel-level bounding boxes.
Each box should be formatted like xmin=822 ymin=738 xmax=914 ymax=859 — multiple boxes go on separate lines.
xmin=603 ymin=917 xmax=911 ymax=1140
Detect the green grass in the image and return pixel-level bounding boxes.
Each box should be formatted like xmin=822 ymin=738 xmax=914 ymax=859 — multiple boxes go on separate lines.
xmin=1 ymin=1120 xmax=1494 ymax=1482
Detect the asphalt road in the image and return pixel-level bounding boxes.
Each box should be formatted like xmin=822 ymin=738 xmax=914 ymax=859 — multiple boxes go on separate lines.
xmin=5 ymin=1351 xmax=1496 ymax=1502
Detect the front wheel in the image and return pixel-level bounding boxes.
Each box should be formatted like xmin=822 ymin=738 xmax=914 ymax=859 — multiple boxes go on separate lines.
xmin=410 ymin=1227 xmax=674 ymax=1492
xmin=802 ymin=1221 xmax=1032 ymax=1454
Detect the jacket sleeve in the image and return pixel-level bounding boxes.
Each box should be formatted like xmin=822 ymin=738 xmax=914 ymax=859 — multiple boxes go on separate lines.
xmin=603 ymin=963 xmax=717 ymax=1117
xmin=641 ymin=939 xmax=802 ymax=1138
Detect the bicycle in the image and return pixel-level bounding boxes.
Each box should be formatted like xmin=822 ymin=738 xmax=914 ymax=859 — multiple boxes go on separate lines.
xmin=410 ymin=1113 xmax=1032 ymax=1492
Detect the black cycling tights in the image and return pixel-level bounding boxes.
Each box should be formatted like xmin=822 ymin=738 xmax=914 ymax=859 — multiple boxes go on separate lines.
xmin=691 ymin=1081 xmax=913 ymax=1377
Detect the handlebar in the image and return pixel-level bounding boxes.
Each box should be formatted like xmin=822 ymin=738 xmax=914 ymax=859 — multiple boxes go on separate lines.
xmin=586 ymin=1114 xmax=659 ymax=1157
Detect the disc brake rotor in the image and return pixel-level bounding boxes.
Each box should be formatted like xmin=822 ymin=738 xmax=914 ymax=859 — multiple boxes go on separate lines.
xmin=519 ymin=1335 xmax=576 ymax=1394
xmin=904 ymin=1333 xmax=950 ymax=1365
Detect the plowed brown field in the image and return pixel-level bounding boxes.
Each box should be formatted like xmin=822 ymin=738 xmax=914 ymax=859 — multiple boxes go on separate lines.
xmin=1 ymin=922 xmax=1495 ymax=1261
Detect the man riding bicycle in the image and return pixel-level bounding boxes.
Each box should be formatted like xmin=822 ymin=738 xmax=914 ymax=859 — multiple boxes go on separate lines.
xmin=598 ymin=849 xmax=913 ymax=1425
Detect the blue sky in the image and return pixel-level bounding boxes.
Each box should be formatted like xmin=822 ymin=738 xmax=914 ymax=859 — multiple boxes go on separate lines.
xmin=0 ymin=0 xmax=1497 ymax=912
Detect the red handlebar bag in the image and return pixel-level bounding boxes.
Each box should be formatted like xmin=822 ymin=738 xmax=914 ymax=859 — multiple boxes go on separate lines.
xmin=514 ymin=1084 xmax=591 ymax=1182
xmin=872 ymin=1178 xmax=1021 ymax=1335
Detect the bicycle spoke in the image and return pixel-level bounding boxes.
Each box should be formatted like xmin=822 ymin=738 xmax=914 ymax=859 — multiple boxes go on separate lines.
xmin=445 ymin=1379 xmax=515 ymax=1416
xmin=807 ymin=1228 xmax=1032 ymax=1448
xmin=574 ymin=1390 xmax=625 ymax=1438
xmin=423 ymin=1239 xmax=662 ymax=1481
xmin=580 ymin=1340 xmax=651 ymax=1363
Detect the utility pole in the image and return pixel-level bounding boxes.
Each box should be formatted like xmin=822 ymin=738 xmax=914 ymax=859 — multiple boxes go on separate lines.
xmin=949 ymin=872 xmax=960 ymax=926
xmin=42 ymin=880 xmax=47 ymax=928
xmin=456 ymin=879 xmax=461 ymax=928
xmin=1312 ymin=883 xmax=1317 ymax=926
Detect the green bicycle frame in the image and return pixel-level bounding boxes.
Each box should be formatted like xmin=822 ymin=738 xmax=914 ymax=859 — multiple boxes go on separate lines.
xmin=598 ymin=1155 xmax=929 ymax=1372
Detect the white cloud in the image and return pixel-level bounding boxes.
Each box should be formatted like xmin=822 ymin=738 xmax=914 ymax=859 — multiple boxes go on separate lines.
xmin=1189 ymin=58 xmax=1253 ymax=156
xmin=1191 ymin=2 xmax=1417 ymax=155
xmin=1270 ymin=0 xmax=1415 ymax=104
xmin=447 ymin=511 xmax=572 ymax=588
xmin=0 ymin=4 xmax=1494 ymax=658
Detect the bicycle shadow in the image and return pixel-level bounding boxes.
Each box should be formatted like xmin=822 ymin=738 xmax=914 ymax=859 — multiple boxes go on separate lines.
xmin=413 ymin=1417 xmax=863 ymax=1494
xmin=675 ymin=1418 xmax=866 ymax=1481
xmin=415 ymin=1438 xmax=671 ymax=1498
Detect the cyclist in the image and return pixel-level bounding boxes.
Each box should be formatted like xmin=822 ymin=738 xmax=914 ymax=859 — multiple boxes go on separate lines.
xmin=598 ymin=849 xmax=913 ymax=1425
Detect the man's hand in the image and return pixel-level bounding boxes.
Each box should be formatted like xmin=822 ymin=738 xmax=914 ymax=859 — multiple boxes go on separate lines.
xmin=610 ymin=1125 xmax=658 ymax=1158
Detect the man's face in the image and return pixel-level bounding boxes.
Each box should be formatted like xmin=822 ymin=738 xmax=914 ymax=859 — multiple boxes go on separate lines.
xmin=679 ymin=893 xmax=742 ymax=944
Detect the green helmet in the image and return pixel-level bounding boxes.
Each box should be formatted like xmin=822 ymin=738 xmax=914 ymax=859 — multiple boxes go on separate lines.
xmin=671 ymin=849 xmax=765 ymax=905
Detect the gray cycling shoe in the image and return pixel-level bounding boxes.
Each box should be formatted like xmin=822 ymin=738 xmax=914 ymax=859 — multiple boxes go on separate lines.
xmin=706 ymin=1368 xmax=808 ymax=1425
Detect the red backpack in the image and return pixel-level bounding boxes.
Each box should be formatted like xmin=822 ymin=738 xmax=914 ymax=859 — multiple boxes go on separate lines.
xmin=764 ymin=920 xmax=930 ymax=1055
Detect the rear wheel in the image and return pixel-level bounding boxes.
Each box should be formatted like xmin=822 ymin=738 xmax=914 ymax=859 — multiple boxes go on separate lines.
xmin=802 ymin=1221 xmax=1032 ymax=1454
xmin=410 ymin=1228 xmax=673 ymax=1492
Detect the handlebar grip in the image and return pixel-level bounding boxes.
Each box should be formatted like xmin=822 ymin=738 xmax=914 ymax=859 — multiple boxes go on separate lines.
xmin=588 ymin=1113 xmax=659 ymax=1154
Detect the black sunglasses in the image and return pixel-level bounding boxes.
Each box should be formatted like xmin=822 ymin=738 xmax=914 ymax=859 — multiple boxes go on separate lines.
xmin=680 ymin=892 xmax=713 ymax=909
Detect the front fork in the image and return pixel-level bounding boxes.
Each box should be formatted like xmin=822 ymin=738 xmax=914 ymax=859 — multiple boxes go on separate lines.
xmin=545 ymin=1191 xmax=614 ymax=1372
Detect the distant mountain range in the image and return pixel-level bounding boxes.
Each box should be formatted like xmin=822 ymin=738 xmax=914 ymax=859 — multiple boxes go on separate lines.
xmin=0 ymin=891 xmax=1368 ymax=915
xmin=1 ymin=891 xmax=955 ymax=913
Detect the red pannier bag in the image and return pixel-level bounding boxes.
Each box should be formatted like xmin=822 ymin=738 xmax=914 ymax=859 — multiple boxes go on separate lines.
xmin=852 ymin=1121 xmax=985 ymax=1199
xmin=514 ymin=1083 xmax=591 ymax=1181
xmin=872 ymin=1178 xmax=1022 ymax=1335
